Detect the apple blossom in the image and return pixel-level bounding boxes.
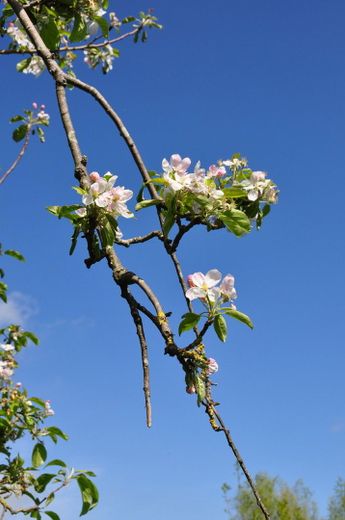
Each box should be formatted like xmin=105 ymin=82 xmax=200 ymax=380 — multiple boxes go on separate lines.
xmin=186 ymin=269 xmax=237 ymax=309
xmin=0 ymin=360 xmax=13 ymax=379
xmin=44 ymin=400 xmax=55 ymax=416
xmin=79 ymin=171 xmax=134 ymax=219
xmin=0 ymin=344 xmax=15 ymax=352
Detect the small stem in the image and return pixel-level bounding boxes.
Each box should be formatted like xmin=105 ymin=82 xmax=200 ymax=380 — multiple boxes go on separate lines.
xmin=0 ymin=128 xmax=31 ymax=186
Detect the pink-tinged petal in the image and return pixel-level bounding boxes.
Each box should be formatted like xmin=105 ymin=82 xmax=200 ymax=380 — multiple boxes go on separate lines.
xmin=188 ymin=272 xmax=206 ymax=288
xmin=170 ymin=154 xmax=182 ymax=168
xmin=252 ymin=171 xmax=266 ymax=182
xmin=205 ymin=269 xmax=222 ymax=288
xmin=185 ymin=287 xmax=206 ymax=300
xmin=180 ymin=157 xmax=191 ymax=171
xmin=220 ymin=274 xmax=235 ymax=291
xmin=207 ymin=358 xmax=219 ymax=375
xmin=89 ymin=171 xmax=100 ymax=182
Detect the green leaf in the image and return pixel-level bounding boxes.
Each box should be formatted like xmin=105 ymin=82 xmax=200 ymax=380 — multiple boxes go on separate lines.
xmin=178 ymin=313 xmax=201 ymax=335
xmin=0 ymin=282 xmax=8 ymax=303
xmin=93 ymin=15 xmax=109 ymax=38
xmin=45 ymin=459 xmax=67 ymax=468
xmin=4 ymin=249 xmax=25 ymax=261
xmin=34 ymin=473 xmax=56 ymax=493
xmin=37 ymin=127 xmax=45 ymax=143
xmin=262 ymin=203 xmax=271 ymax=217
xmin=32 ymin=443 xmax=47 ymax=468
xmin=162 ymin=197 xmax=176 ymax=237
xmin=214 ymin=314 xmax=227 ymax=342
xmin=220 ymin=209 xmax=251 ymax=237
xmin=70 ymin=13 xmax=88 ymax=42
xmin=12 ymin=124 xmax=28 ymax=142
xmin=77 ymin=474 xmax=99 ymax=516
xmin=69 ymin=226 xmax=81 ymax=256
xmin=194 ymin=374 xmax=206 ymax=406
xmin=222 ymin=308 xmax=254 ymax=329
xmin=222 ymin=187 xmax=247 ymax=199
xmin=135 ymin=199 xmax=161 ymax=211
xmin=24 ymin=331 xmax=39 ymax=345
xmin=29 ymin=397 xmax=45 ymax=407
xmin=39 ymin=16 xmax=60 ymax=49
xmin=45 ymin=512 xmax=60 ymax=520
xmin=10 ymin=115 xmax=25 ymax=123
xmin=46 ymin=426 xmax=69 ymax=442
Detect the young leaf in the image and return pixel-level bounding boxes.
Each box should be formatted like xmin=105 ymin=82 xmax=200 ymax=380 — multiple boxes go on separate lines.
xmin=39 ymin=16 xmax=60 ymax=49
xmin=135 ymin=199 xmax=161 ymax=211
xmin=194 ymin=374 xmax=206 ymax=406
xmin=12 ymin=124 xmax=28 ymax=142
xmin=220 ymin=209 xmax=251 ymax=237
xmin=4 ymin=249 xmax=25 ymax=261
xmin=178 ymin=313 xmax=201 ymax=335
xmin=45 ymin=512 xmax=60 ymax=520
xmin=77 ymin=474 xmax=99 ymax=516
xmin=24 ymin=331 xmax=39 ymax=345
xmin=34 ymin=473 xmax=56 ymax=493
xmin=70 ymin=13 xmax=88 ymax=42
xmin=222 ymin=308 xmax=254 ymax=329
xmin=93 ymin=15 xmax=109 ymax=38
xmin=45 ymin=459 xmax=67 ymax=468
xmin=32 ymin=443 xmax=47 ymax=468
xmin=222 ymin=187 xmax=247 ymax=199
xmin=214 ymin=314 xmax=227 ymax=342
xmin=46 ymin=426 xmax=68 ymax=442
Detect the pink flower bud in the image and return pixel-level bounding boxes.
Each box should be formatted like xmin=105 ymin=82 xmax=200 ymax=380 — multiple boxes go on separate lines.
xmin=186 ymin=385 xmax=196 ymax=394
xmin=32 ymin=102 xmax=38 ymax=109
xmin=40 ymin=104 xmax=46 ymax=110
xmin=207 ymin=358 xmax=218 ymax=375
xmin=15 ymin=382 xmax=22 ymax=388
xmin=89 ymin=171 xmax=100 ymax=182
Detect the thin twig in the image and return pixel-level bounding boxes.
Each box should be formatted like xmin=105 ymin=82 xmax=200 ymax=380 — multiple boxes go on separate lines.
xmin=0 ymin=28 xmax=139 ymax=55
xmin=211 ymin=405 xmax=271 ymax=520
xmin=115 ymin=230 xmax=163 ymax=247
xmin=123 ymin=285 xmax=152 ymax=427
xmin=0 ymin=128 xmax=31 ymax=185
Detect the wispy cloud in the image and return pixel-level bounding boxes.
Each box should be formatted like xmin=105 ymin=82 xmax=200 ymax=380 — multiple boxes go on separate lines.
xmin=0 ymin=291 xmax=38 ymax=327
xmin=330 ymin=420 xmax=345 ymax=433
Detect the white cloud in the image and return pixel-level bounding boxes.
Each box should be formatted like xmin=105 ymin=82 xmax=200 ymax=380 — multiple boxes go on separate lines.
xmin=0 ymin=291 xmax=38 ymax=327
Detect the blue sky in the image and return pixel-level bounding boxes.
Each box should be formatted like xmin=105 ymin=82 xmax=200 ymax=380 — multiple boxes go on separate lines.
xmin=1 ymin=0 xmax=345 ymax=518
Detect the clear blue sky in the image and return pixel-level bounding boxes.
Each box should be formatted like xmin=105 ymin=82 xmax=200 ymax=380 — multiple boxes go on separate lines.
xmin=1 ymin=0 xmax=345 ymax=518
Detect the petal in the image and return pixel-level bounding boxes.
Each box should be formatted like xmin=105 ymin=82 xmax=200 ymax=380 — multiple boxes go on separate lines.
xmin=247 ymin=189 xmax=258 ymax=201
xmin=170 ymin=154 xmax=182 ymax=168
xmin=180 ymin=157 xmax=191 ymax=171
xmin=185 ymin=287 xmax=206 ymax=300
xmin=189 ymin=272 xmax=206 ymax=288
xmin=162 ymin=158 xmax=171 ymax=172
xmin=205 ymin=269 xmax=222 ymax=288
xmin=207 ymin=287 xmax=221 ymax=302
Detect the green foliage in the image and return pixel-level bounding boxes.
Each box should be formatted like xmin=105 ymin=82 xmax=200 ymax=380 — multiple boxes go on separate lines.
xmin=223 ymin=473 xmax=319 ymax=520
xmin=328 ymin=478 xmax=345 ymax=520
xmin=214 ymin=314 xmax=227 ymax=342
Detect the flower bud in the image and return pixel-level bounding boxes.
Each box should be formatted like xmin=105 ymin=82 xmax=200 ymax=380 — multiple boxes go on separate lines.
xmin=32 ymin=102 xmax=38 ymax=109
xmin=89 ymin=171 xmax=100 ymax=182
xmin=207 ymin=358 xmax=219 ymax=375
xmin=186 ymin=385 xmax=196 ymax=394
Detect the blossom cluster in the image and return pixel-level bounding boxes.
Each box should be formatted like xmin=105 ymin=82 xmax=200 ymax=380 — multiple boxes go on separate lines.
xmin=32 ymin=102 xmax=50 ymax=125
xmin=7 ymin=23 xmax=45 ymax=76
xmin=157 ymin=153 xmax=278 ymax=230
xmin=84 ymin=45 xmax=118 ymax=74
xmin=76 ymin=171 xmax=133 ymax=219
xmin=186 ymin=269 xmax=237 ymax=309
